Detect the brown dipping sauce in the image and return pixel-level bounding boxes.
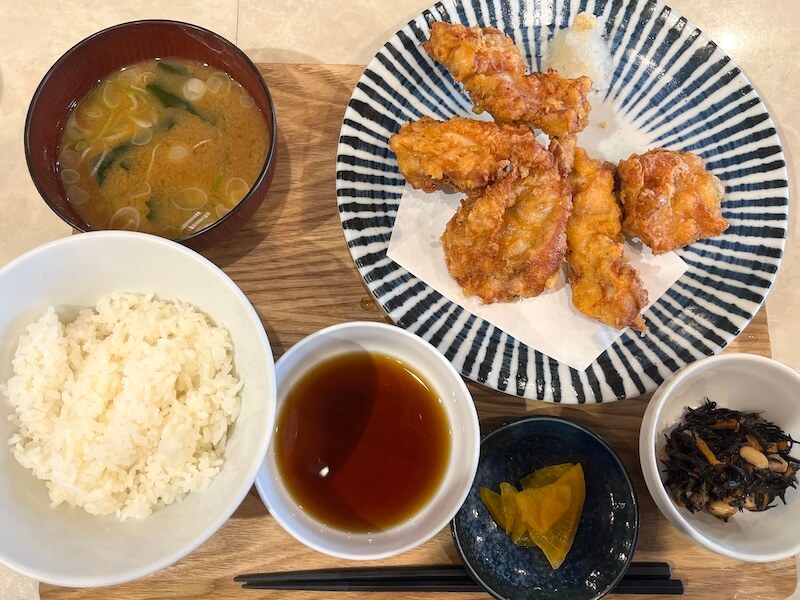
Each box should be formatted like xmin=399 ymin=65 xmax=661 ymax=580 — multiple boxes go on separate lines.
xmin=275 ymin=351 xmax=451 ymax=533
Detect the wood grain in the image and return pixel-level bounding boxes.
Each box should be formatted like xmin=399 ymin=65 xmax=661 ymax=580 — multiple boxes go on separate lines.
xmin=40 ymin=64 xmax=791 ymax=600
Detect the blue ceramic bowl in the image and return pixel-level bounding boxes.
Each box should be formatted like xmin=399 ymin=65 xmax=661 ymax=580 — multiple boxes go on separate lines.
xmin=452 ymin=416 xmax=639 ymax=600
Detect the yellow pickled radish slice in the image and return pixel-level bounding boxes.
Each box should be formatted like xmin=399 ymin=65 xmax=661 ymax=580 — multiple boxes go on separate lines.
xmin=482 ymin=486 xmax=536 ymax=545
xmin=510 ymin=514 xmax=531 ymax=545
xmin=524 ymin=463 xmax=586 ymax=570
xmin=520 ymin=463 xmax=575 ymax=489
xmin=479 ymin=462 xmax=586 ymax=569
xmin=516 ymin=483 xmax=571 ymax=534
xmin=499 ymin=482 xmax=520 ymax=535
xmin=479 ymin=487 xmax=506 ymax=530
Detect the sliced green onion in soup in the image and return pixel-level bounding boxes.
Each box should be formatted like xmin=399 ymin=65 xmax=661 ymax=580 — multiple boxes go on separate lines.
xmin=182 ymin=78 xmax=206 ymax=101
xmin=206 ymin=76 xmax=223 ymax=94
xmin=101 ymin=129 xmax=132 ymax=146
xmin=132 ymin=128 xmax=153 ymax=146
xmin=126 ymin=92 xmax=140 ymax=112
xmin=127 ymin=182 xmax=151 ymax=201
xmin=145 ymin=144 xmax=161 ymax=180
xmin=206 ymin=72 xmax=231 ymax=95
xmin=58 ymin=149 xmax=82 ymax=170
xmin=66 ymin=115 xmax=93 ymax=141
xmin=215 ymin=204 xmax=231 ymax=219
xmin=109 ymin=206 xmax=141 ymax=231
xmin=60 ymin=169 xmax=80 ymax=185
xmin=94 ymin=203 xmax=112 ymax=227
xmin=91 ymin=114 xmax=116 ymax=144
xmin=225 ymin=178 xmax=250 ymax=206
xmin=239 ymin=93 xmax=255 ymax=109
xmin=168 ymin=145 xmax=188 ymax=161
xmin=66 ymin=184 xmax=89 ymax=206
xmin=131 ymin=117 xmax=154 ymax=129
xmin=83 ymin=104 xmax=104 ymax=119
xmin=172 ymin=187 xmax=208 ymax=210
xmin=101 ymin=84 xmax=123 ymax=109
xmin=118 ymin=66 xmax=140 ymax=86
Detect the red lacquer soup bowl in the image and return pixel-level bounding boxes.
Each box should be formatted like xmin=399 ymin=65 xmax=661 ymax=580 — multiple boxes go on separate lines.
xmin=25 ymin=20 xmax=277 ymax=251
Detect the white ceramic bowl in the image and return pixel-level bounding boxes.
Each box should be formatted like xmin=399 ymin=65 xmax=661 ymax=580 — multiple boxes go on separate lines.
xmin=255 ymin=321 xmax=480 ymax=560
xmin=0 ymin=231 xmax=276 ymax=587
xmin=640 ymin=353 xmax=800 ymax=562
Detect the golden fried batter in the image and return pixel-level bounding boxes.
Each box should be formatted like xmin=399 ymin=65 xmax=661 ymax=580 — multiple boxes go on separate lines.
xmin=567 ymin=148 xmax=648 ymax=331
xmin=424 ymin=22 xmax=592 ymax=137
xmin=549 ymin=134 xmax=577 ymax=177
xmin=618 ymin=149 xmax=728 ymax=254
xmin=388 ymin=116 xmax=551 ymax=192
xmin=441 ymin=165 xmax=571 ymax=303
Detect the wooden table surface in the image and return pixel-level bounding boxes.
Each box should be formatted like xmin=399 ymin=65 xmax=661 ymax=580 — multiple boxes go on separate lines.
xmin=41 ymin=64 xmax=794 ymax=600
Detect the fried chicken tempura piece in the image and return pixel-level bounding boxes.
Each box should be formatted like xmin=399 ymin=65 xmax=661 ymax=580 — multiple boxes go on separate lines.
xmin=388 ymin=116 xmax=551 ymax=193
xmin=618 ymin=149 xmax=728 ymax=254
xmin=549 ymin=134 xmax=577 ymax=177
xmin=567 ymin=148 xmax=648 ymax=331
xmin=441 ymin=165 xmax=571 ymax=303
xmin=424 ymin=22 xmax=592 ymax=137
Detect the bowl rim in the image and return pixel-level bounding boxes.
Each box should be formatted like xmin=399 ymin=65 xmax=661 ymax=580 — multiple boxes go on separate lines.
xmin=639 ymin=352 xmax=800 ymax=563
xmin=451 ymin=414 xmax=640 ymax=600
xmin=0 ymin=230 xmax=277 ymax=587
xmin=254 ymin=319 xmax=481 ymax=560
xmin=23 ymin=19 xmax=278 ymax=245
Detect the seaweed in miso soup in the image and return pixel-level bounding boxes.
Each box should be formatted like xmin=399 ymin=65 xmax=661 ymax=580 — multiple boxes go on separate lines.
xmin=58 ymin=58 xmax=269 ymax=239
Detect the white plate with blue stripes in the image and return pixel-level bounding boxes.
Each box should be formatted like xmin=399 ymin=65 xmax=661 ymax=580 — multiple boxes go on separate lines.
xmin=335 ymin=0 xmax=788 ymax=403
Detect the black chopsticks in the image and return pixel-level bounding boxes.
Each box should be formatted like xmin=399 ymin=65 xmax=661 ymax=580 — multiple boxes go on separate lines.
xmin=235 ymin=562 xmax=684 ymax=595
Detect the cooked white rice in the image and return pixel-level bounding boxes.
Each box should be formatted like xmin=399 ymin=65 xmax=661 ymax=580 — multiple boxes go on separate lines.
xmin=544 ymin=12 xmax=612 ymax=91
xmin=1 ymin=293 xmax=241 ymax=520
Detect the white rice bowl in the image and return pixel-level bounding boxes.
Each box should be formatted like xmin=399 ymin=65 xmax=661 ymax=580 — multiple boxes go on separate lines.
xmin=0 ymin=232 xmax=275 ymax=587
xmin=4 ymin=293 xmax=242 ymax=521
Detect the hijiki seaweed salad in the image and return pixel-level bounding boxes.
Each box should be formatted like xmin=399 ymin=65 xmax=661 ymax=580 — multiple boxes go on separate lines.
xmin=660 ymin=400 xmax=799 ymax=521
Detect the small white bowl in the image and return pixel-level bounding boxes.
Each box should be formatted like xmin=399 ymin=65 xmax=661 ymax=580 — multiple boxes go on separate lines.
xmin=0 ymin=231 xmax=276 ymax=586
xmin=255 ymin=321 xmax=480 ymax=560
xmin=640 ymin=353 xmax=800 ymax=563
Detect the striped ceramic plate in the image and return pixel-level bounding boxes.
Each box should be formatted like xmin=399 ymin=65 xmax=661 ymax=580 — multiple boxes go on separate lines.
xmin=335 ymin=0 xmax=788 ymax=403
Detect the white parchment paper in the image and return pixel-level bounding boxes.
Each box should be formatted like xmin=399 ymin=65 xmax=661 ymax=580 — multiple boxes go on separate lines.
xmin=387 ymin=184 xmax=688 ymax=371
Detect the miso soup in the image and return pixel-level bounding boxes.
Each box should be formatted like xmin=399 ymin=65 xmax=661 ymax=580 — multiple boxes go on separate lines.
xmin=58 ymin=58 xmax=269 ymax=238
